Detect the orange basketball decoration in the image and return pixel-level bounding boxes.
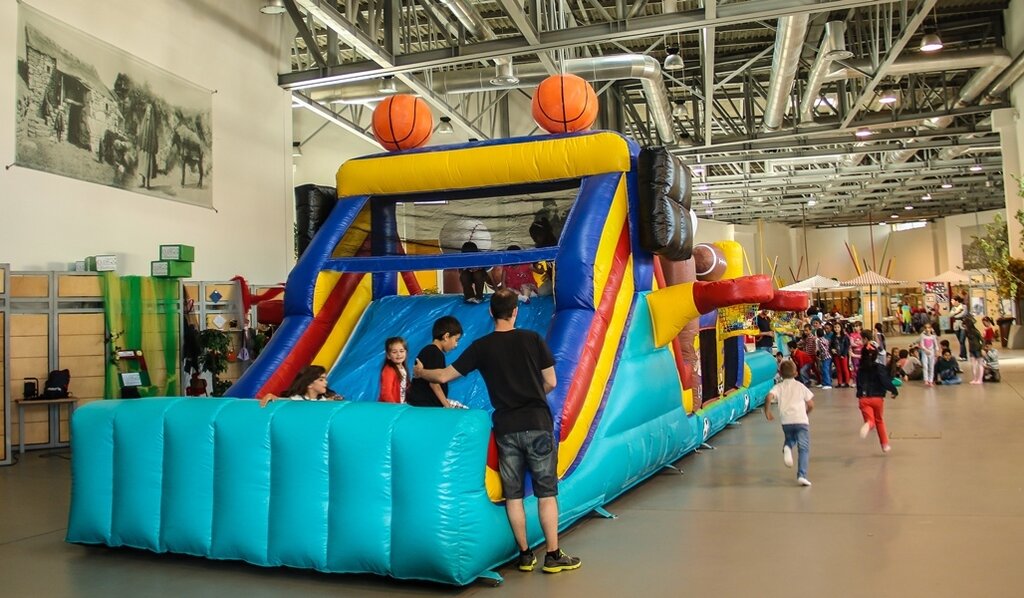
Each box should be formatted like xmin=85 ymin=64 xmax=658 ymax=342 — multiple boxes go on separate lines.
xmin=372 ymin=94 xmax=433 ymax=151
xmin=531 ymin=74 xmax=599 ymax=134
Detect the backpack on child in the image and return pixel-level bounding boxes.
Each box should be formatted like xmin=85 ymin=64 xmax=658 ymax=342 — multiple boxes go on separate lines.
xmin=40 ymin=369 xmax=71 ymax=399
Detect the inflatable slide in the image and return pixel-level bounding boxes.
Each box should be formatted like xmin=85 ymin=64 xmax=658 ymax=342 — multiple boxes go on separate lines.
xmin=66 ymin=131 xmax=806 ymax=585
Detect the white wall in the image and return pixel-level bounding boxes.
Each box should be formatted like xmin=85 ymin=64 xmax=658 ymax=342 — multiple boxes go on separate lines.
xmin=0 ymin=0 xmax=294 ymax=282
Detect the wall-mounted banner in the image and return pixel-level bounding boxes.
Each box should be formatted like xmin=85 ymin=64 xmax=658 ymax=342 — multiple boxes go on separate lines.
xmin=15 ymin=4 xmax=213 ymax=208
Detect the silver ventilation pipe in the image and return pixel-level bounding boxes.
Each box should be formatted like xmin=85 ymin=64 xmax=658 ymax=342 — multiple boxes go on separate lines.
xmin=436 ymin=0 xmax=512 ymax=69
xmin=935 ymin=50 xmax=1024 ymax=161
xmin=761 ymin=14 xmax=810 ymax=132
xmin=799 ymin=21 xmax=853 ymax=124
xmin=319 ymin=55 xmax=679 ymax=144
xmin=823 ymin=48 xmax=1009 ymax=81
xmin=888 ymin=50 xmax=1010 ymax=164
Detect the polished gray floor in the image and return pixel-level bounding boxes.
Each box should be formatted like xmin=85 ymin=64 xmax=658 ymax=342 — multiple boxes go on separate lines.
xmin=3 ymin=341 xmax=1023 ymax=597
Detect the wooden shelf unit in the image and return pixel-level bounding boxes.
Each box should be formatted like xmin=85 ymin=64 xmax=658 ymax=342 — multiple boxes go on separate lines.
xmin=1 ymin=264 xmax=8 ymax=465
xmin=183 ymin=281 xmax=248 ymax=390
xmin=2 ymin=271 xmax=104 ymax=460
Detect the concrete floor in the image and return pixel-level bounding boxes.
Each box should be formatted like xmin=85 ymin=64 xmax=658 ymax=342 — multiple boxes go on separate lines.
xmin=2 ymin=341 xmax=1023 ymax=597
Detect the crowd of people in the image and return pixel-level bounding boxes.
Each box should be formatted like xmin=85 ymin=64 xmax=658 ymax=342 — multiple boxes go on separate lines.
xmin=762 ymin=296 xmax=1003 ymax=487
xmin=771 ymin=296 xmax=1001 ymax=390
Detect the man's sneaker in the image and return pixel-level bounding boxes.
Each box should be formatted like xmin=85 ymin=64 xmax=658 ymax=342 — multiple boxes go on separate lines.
xmin=517 ymin=551 xmax=537 ymax=572
xmin=859 ymin=422 xmax=871 ymax=439
xmin=542 ymin=549 xmax=581 ymax=573
xmin=882 ymin=444 xmax=892 ymax=454
xmin=797 ymin=477 xmax=812 ymax=487
xmin=783 ymin=445 xmax=794 ymax=468
xmin=821 ymin=385 xmax=833 ymax=390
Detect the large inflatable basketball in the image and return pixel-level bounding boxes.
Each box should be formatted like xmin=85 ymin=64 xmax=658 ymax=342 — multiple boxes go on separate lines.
xmin=531 ymin=74 xmax=599 ymax=134
xmin=372 ymin=94 xmax=433 ymax=151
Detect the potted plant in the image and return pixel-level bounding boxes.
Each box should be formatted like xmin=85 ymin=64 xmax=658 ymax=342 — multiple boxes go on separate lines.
xmin=198 ymin=328 xmax=232 ymax=396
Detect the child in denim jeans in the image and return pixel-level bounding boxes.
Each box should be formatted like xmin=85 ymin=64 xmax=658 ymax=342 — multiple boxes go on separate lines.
xmin=765 ymin=359 xmax=815 ymax=486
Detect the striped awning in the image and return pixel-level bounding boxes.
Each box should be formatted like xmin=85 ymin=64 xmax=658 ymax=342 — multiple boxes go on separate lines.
xmin=842 ymin=270 xmax=905 ymax=286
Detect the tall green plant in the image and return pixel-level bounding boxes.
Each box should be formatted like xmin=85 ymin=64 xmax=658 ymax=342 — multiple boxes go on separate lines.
xmin=974 ymin=177 xmax=1024 ymax=313
xmin=198 ymin=329 xmax=232 ymax=397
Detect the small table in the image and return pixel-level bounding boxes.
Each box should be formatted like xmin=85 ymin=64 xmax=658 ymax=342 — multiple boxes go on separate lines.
xmin=14 ymin=397 xmax=79 ymax=455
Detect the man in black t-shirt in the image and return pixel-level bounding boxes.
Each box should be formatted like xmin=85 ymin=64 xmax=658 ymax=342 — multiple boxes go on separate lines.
xmin=414 ymin=289 xmax=581 ymax=574
xmin=407 ymin=316 xmax=462 ymax=408
xmin=755 ymin=309 xmax=774 ymax=352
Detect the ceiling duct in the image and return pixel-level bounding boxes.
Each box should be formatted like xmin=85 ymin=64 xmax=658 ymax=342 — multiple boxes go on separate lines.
xmin=761 ymin=14 xmax=810 ymax=132
xmin=436 ymin=0 xmax=512 ymax=71
xmin=937 ymin=49 xmax=1024 ymax=160
xmin=800 ymin=21 xmax=853 ymax=124
xmin=887 ymin=49 xmax=1010 ymax=164
xmin=320 ymin=55 xmax=678 ymax=145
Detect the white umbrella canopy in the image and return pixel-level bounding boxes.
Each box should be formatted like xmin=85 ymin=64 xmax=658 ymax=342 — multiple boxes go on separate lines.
xmin=843 ymin=270 xmax=905 ymax=286
xmin=780 ymin=275 xmax=841 ymax=291
xmin=918 ymin=269 xmax=971 ymax=284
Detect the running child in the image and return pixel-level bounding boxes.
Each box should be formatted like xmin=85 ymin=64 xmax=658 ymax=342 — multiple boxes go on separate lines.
xmin=764 ymin=360 xmax=815 ymax=487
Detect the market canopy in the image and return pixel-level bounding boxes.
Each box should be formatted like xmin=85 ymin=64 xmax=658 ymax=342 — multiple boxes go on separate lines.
xmin=918 ymin=269 xmax=971 ymax=284
xmin=780 ymin=275 xmax=841 ymax=291
xmin=842 ymin=270 xmax=905 ymax=286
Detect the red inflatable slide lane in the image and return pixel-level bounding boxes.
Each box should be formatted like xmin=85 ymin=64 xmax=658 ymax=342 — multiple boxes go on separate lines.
xmin=257 ymin=272 xmax=364 ymax=397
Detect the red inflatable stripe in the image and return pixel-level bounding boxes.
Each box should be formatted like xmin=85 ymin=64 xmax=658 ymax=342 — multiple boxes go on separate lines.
xmin=760 ymin=290 xmax=810 ymax=312
xmin=258 ymin=272 xmax=364 ymax=396
xmin=692 ymin=274 xmax=775 ymax=313
xmin=653 ymin=258 xmax=689 ymax=391
xmin=559 ymin=225 xmax=631 ymax=442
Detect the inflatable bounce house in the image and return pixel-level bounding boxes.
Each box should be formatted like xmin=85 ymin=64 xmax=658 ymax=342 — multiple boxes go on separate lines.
xmin=66 ymin=76 xmax=807 ymax=586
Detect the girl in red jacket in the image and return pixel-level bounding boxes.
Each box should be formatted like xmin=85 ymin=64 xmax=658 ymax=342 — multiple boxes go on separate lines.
xmin=379 ymin=336 xmax=409 ymax=403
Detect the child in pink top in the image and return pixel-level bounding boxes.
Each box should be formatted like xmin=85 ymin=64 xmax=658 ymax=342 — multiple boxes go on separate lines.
xmin=501 ymin=245 xmax=539 ymax=303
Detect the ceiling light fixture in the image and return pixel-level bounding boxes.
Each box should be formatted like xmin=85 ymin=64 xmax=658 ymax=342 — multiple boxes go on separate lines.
xmin=920 ymin=32 xmax=943 ymax=53
xmin=941 ymin=180 xmax=952 ymax=189
xmin=891 ymin=214 xmax=899 ymax=219
xmin=378 ymin=76 xmax=397 ymax=94
xmin=877 ymin=87 xmax=898 ymax=105
xmin=905 ymin=205 xmax=914 ymax=210
xmin=664 ymin=47 xmax=684 ymax=71
xmin=969 ymin=160 xmax=983 ymax=172
xmin=490 ymin=60 xmax=519 ymax=86
xmin=921 ymin=9 xmax=944 ymax=53
xmin=855 ymin=127 xmax=873 ymax=138
xmin=922 ymin=193 xmax=932 ymax=200
xmin=437 ymin=116 xmax=454 ymax=135
xmin=260 ymin=0 xmax=287 ymax=15
xmin=807 ymin=199 xmax=817 ymax=206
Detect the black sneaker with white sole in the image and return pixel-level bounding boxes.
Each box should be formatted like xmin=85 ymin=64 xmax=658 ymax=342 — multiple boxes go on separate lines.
xmin=517 ymin=551 xmax=537 ymax=572
xmin=542 ymin=549 xmax=582 ymax=573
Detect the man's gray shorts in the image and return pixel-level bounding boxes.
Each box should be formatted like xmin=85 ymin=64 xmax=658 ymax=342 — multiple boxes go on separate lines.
xmin=496 ymin=430 xmax=558 ymax=499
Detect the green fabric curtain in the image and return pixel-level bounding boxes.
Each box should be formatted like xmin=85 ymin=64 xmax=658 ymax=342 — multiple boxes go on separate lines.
xmin=100 ymin=273 xmax=181 ymax=398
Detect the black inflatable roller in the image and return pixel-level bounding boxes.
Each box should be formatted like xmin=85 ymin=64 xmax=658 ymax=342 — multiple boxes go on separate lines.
xmin=637 ymin=147 xmax=695 ymax=261
xmin=294 ymin=184 xmax=338 ymax=257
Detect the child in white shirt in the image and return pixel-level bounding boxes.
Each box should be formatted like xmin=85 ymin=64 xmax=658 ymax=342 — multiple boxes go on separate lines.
xmin=765 ymin=359 xmax=815 ymax=486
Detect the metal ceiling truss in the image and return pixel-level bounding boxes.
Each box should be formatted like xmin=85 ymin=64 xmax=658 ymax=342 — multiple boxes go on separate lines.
xmin=280 ymin=0 xmax=1017 ymax=226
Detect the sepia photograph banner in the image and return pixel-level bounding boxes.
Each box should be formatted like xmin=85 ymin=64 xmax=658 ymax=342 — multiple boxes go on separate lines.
xmin=15 ymin=4 xmax=213 ymax=208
